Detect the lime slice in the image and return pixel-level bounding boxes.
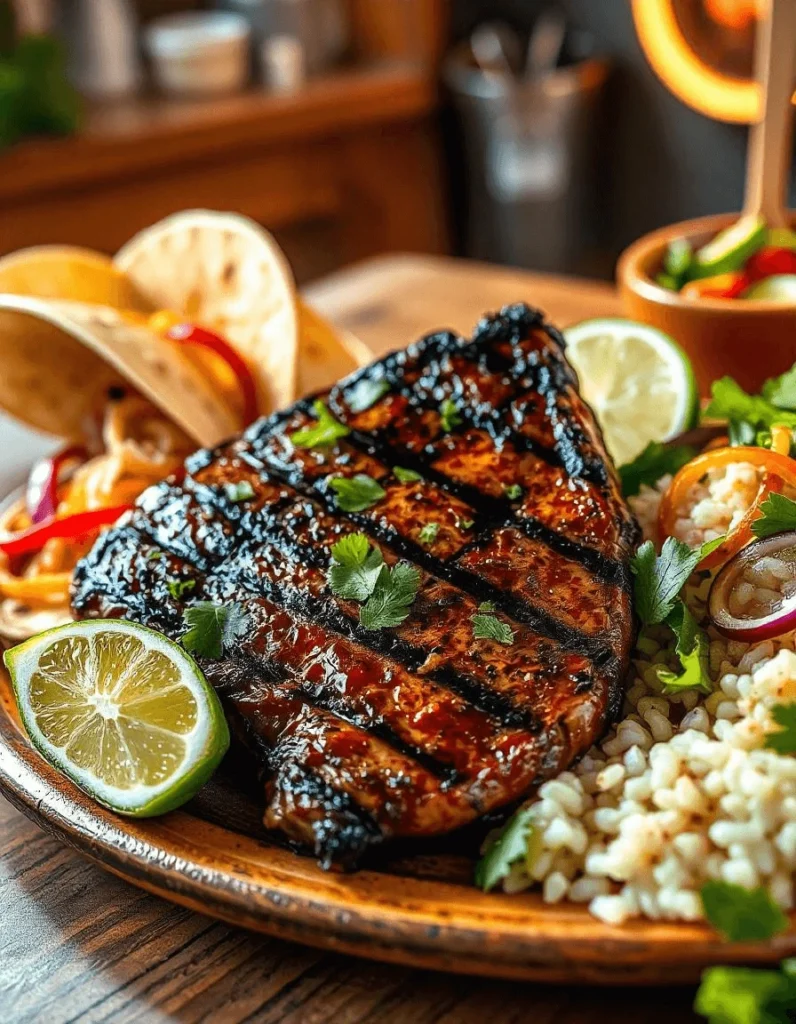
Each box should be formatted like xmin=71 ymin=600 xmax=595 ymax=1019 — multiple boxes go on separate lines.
xmin=741 ymin=274 xmax=796 ymax=302
xmin=691 ymin=215 xmax=766 ymax=279
xmin=4 ymin=619 xmax=229 ymax=816
xmin=563 ymin=318 xmax=699 ymax=467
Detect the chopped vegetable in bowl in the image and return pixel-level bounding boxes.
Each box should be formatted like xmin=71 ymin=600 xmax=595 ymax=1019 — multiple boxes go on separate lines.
xmin=657 ymin=219 xmax=796 ymax=302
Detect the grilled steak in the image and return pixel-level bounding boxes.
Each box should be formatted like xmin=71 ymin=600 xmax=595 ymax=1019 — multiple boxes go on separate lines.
xmin=72 ymin=303 xmax=639 ymax=868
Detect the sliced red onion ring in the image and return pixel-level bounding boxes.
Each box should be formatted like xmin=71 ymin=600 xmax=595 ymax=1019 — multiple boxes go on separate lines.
xmin=709 ymin=530 xmax=796 ymax=640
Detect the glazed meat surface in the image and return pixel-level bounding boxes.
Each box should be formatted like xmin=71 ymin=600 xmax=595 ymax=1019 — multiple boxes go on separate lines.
xmin=72 ymin=304 xmax=639 ymax=868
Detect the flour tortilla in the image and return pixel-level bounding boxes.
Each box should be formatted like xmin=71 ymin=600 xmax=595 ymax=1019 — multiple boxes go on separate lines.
xmin=0 ymin=296 xmax=238 ymax=447
xmin=296 ymin=301 xmax=372 ymax=397
xmin=115 ymin=211 xmax=299 ymax=415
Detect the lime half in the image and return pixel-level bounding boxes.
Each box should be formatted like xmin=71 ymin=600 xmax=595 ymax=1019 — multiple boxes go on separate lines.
xmin=4 ymin=620 xmax=229 ymax=816
xmin=563 ymin=318 xmax=699 ymax=467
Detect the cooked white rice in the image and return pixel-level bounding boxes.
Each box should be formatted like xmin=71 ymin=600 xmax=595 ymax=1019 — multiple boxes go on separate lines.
xmin=500 ymin=461 xmax=796 ymax=926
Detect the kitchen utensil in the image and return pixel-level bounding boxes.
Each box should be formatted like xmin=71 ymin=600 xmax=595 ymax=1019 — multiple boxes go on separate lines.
xmin=144 ymin=12 xmax=251 ymax=98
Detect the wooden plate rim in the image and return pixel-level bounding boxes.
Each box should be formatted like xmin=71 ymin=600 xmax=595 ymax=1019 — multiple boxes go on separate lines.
xmin=1 ymin=671 xmax=794 ymax=984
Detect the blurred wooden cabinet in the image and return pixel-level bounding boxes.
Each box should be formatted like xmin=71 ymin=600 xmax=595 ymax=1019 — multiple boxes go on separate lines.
xmin=0 ymin=63 xmax=449 ymax=283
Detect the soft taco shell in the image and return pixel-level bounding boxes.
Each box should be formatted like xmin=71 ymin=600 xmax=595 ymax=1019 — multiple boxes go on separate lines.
xmin=0 ymin=296 xmax=238 ymax=447
xmin=296 ymin=301 xmax=372 ymax=397
xmin=115 ymin=210 xmax=299 ymax=415
xmin=0 ymin=245 xmax=152 ymax=310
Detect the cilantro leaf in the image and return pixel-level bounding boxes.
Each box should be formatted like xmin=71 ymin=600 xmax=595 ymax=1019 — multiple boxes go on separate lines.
xmin=457 ymin=517 xmax=475 ymax=530
xmin=763 ymin=364 xmax=796 ymax=411
xmin=329 ymin=533 xmax=371 ymax=568
xmin=346 ymin=377 xmax=390 ymax=413
xmin=706 ymin=377 xmax=796 ymax=434
xmin=418 ymin=522 xmax=439 ymax=546
xmin=751 ymin=492 xmax=796 ymax=539
xmin=472 ymin=607 xmax=515 ymax=646
xmin=700 ymin=881 xmax=789 ymax=942
xmin=290 ymin=400 xmax=350 ymax=448
xmin=618 ymin=441 xmax=697 ymax=498
xmin=439 ymin=398 xmax=463 ymax=432
xmin=181 ymin=601 xmax=249 ymax=659
xmin=359 ymin=562 xmax=420 ymax=630
xmin=147 ymin=550 xmax=163 ymax=562
xmin=475 ymin=806 xmax=536 ymax=892
xmin=631 ymin=537 xmax=704 ymax=626
xmin=167 ymin=578 xmax=196 ymax=601
xmin=393 ymin=466 xmax=422 ymax=484
xmin=328 ymin=535 xmax=384 ymax=601
xmin=656 ymin=601 xmax=712 ymax=695
xmin=504 ymin=484 xmax=523 ymax=501
xmin=695 ymin=963 xmax=796 ymax=1024
xmin=764 ymin=703 xmax=796 ymax=755
xmin=728 ymin=418 xmax=758 ymax=447
xmin=224 ymin=480 xmax=255 ymax=503
xmin=329 ymin=474 xmax=386 ymax=512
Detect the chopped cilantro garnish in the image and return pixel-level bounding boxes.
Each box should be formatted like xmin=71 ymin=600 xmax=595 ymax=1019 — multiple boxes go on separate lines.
xmin=418 ymin=522 xmax=439 ymax=546
xmin=147 ymin=550 xmax=163 ymax=562
xmin=764 ymin=703 xmax=796 ymax=755
xmin=655 ymin=601 xmax=712 ymax=695
xmin=706 ymin=376 xmax=796 ymax=439
xmin=631 ymin=537 xmax=705 ymax=626
xmin=329 ymin=474 xmax=386 ymax=512
xmin=700 ymin=881 xmax=788 ymax=943
xmin=393 ymin=466 xmax=422 ymax=484
xmin=458 ymin=517 xmax=475 ymax=531
xmin=167 ymin=578 xmax=196 ymax=601
xmin=618 ymin=441 xmax=697 ymax=498
xmin=751 ymin=492 xmax=796 ymax=539
xmin=181 ymin=601 xmax=249 ymax=659
xmin=695 ymin=961 xmax=796 ymax=1024
xmin=359 ymin=562 xmax=421 ymax=630
xmin=471 ymin=602 xmax=515 ymax=646
xmin=763 ymin=364 xmax=796 ymax=411
xmin=326 ymin=534 xmax=420 ymax=629
xmin=224 ymin=480 xmax=255 ymax=503
xmin=475 ymin=806 xmax=536 ymax=892
xmin=504 ymin=484 xmax=523 ymax=501
xmin=439 ymin=398 xmax=463 ymax=433
xmin=327 ymin=533 xmax=384 ymax=601
xmin=289 ymin=399 xmax=350 ymax=448
xmin=346 ymin=377 xmax=390 ymax=413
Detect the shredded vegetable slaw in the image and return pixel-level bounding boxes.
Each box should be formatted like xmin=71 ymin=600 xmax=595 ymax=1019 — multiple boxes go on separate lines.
xmin=0 ymin=395 xmax=193 ymax=612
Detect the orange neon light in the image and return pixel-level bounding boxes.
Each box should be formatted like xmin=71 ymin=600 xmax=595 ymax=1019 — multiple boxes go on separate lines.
xmin=631 ymin=0 xmax=796 ymax=124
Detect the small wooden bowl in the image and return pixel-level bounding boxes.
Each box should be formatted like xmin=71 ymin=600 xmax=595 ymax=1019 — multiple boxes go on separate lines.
xmin=617 ymin=212 xmax=796 ymax=396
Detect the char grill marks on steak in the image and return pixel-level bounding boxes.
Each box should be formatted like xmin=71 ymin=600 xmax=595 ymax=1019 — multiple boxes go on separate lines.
xmin=72 ymin=303 xmax=639 ymax=869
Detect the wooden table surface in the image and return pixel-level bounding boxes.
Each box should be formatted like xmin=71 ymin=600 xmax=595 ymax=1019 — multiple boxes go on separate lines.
xmin=1 ymin=255 xmax=701 ymax=1023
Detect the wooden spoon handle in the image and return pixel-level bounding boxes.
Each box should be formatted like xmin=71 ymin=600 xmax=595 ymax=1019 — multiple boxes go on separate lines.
xmin=742 ymin=0 xmax=796 ymax=227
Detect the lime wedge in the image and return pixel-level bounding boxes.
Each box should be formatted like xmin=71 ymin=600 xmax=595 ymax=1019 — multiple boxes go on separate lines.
xmin=563 ymin=318 xmax=699 ymax=467
xmin=4 ymin=620 xmax=229 ymax=816
xmin=691 ymin=215 xmax=766 ymax=279
xmin=741 ymin=274 xmax=796 ymax=302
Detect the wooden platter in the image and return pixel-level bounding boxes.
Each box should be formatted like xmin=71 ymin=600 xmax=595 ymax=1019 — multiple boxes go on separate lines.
xmin=1 ymin=668 xmax=794 ymax=985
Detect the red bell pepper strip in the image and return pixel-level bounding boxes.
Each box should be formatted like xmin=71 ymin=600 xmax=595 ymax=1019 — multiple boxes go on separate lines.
xmin=744 ymin=246 xmax=796 ymax=283
xmin=26 ymin=444 xmax=87 ymax=525
xmin=165 ymin=323 xmax=259 ymax=426
xmin=0 ymin=505 xmax=133 ymax=559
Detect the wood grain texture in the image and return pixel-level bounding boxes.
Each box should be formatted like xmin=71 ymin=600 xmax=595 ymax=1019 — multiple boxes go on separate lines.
xmin=0 ymin=257 xmax=774 ymax=1021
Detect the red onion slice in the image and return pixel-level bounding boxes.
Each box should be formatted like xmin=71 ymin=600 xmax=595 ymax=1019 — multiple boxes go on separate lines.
xmin=709 ymin=530 xmax=796 ymax=640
